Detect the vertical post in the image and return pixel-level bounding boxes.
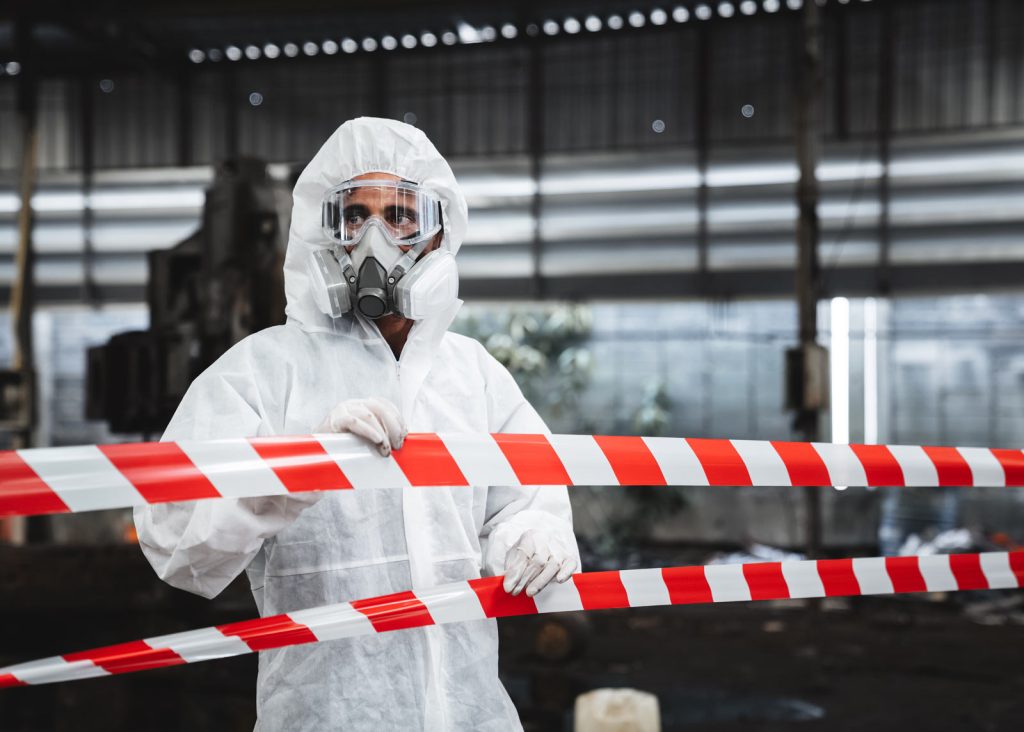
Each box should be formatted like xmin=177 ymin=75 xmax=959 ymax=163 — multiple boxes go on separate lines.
xmin=527 ymin=33 xmax=545 ymax=299
xmin=794 ymin=0 xmax=824 ymax=556
xmin=11 ymin=13 xmax=37 ymax=441
xmin=984 ymin=0 xmax=997 ymax=126
xmin=1 ymin=14 xmax=39 ymax=545
xmin=877 ymin=4 xmax=894 ymax=294
xmin=223 ymin=69 xmax=239 ymax=160
xmin=833 ymin=7 xmax=848 ymax=141
xmin=695 ymin=25 xmax=713 ymax=434
xmin=695 ymin=24 xmax=711 ymax=292
xmin=177 ymin=69 xmax=193 ymax=167
xmin=81 ymin=74 xmax=97 ymax=305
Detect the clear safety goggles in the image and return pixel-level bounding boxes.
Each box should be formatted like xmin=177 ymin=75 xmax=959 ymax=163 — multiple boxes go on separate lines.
xmin=321 ymin=178 xmax=444 ymax=247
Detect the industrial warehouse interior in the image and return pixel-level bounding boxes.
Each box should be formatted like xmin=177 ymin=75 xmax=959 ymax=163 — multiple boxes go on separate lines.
xmin=1 ymin=0 xmax=1023 ymax=729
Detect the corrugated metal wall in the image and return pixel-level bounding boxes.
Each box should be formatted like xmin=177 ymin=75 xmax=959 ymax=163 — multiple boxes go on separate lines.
xmin=0 ymin=0 xmax=1022 ymax=172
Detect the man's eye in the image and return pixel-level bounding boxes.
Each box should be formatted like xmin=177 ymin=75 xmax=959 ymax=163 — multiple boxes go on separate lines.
xmin=389 ymin=211 xmax=417 ymax=227
xmin=345 ymin=213 xmax=366 ymax=225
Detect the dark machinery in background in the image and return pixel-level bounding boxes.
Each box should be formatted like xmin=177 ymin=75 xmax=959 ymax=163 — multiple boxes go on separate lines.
xmin=86 ymin=158 xmax=292 ymax=435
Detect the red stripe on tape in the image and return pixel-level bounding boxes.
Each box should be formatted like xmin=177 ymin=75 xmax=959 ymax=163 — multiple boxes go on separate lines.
xmin=64 ymin=640 xmax=184 ymax=675
xmin=352 ymin=590 xmax=435 ymax=632
xmin=990 ymin=449 xmax=1024 ymax=487
xmin=592 ymin=436 xmax=666 ymax=486
xmin=391 ymin=434 xmax=468 ymax=487
xmin=885 ymin=556 xmax=927 ymax=594
xmin=573 ymin=571 xmax=631 ymax=610
xmin=218 ymin=614 xmax=318 ymax=652
xmin=817 ymin=558 xmax=861 ymax=597
xmin=99 ymin=442 xmax=221 ymax=504
xmin=1010 ymin=552 xmax=1024 ymax=588
xmin=492 ymin=434 xmax=572 ymax=485
xmin=948 ymin=553 xmax=988 ymax=591
xmin=249 ymin=436 xmax=352 ymax=492
xmin=921 ymin=446 xmax=973 ymax=487
xmin=771 ymin=441 xmax=831 ymax=486
xmin=850 ymin=444 xmax=905 ymax=486
xmin=685 ymin=439 xmax=752 ymax=486
xmin=661 ymin=566 xmax=714 ymax=604
xmin=468 ymin=576 xmax=539 ymax=618
xmin=0 ymin=451 xmax=70 ymax=517
xmin=0 ymin=673 xmax=26 ymax=688
xmin=742 ymin=562 xmax=791 ymax=601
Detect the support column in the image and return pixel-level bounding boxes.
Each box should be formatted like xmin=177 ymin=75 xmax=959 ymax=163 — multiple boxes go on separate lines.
xmin=792 ymin=0 xmax=825 ymax=557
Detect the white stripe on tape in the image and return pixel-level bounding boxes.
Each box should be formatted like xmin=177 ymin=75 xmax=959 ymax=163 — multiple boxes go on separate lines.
xmin=852 ymin=556 xmax=894 ymax=595
xmin=546 ymin=435 xmax=619 ymax=486
xmin=887 ymin=445 xmax=939 ymax=487
xmin=980 ymin=552 xmax=1018 ymax=589
xmin=781 ymin=560 xmax=826 ymax=598
xmin=415 ymin=585 xmax=488 ymax=625
xmin=957 ymin=447 xmax=1005 ymax=488
xmin=6 ymin=656 xmax=108 ymax=684
xmin=437 ymin=433 xmax=520 ymax=487
xmin=290 ymin=603 xmax=376 ymax=642
xmin=533 ymin=579 xmax=585 ymax=613
xmin=642 ymin=437 xmax=709 ymax=485
xmin=731 ymin=440 xmax=792 ymax=486
xmin=917 ymin=554 xmax=958 ymax=592
xmin=812 ymin=443 xmax=869 ymax=487
xmin=145 ymin=627 xmax=253 ymax=664
xmin=17 ymin=446 xmax=143 ymax=513
xmin=619 ymin=567 xmax=672 ymax=607
xmin=704 ymin=563 xmax=752 ymax=602
xmin=178 ymin=439 xmax=287 ymax=499
xmin=316 ymin=434 xmax=411 ymax=489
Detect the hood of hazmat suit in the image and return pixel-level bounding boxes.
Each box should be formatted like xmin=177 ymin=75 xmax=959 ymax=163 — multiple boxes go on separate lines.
xmin=134 ymin=117 xmax=580 ymax=731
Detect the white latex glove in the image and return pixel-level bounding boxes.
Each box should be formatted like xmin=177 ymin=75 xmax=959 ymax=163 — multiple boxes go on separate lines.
xmin=315 ymin=398 xmax=407 ymax=457
xmin=502 ymin=528 xmax=578 ymax=597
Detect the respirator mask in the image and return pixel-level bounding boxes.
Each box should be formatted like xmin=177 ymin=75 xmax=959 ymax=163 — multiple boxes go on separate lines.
xmin=308 ymin=177 xmax=459 ymax=320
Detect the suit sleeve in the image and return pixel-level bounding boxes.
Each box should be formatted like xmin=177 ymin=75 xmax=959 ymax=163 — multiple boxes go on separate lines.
xmin=132 ymin=343 xmax=319 ymax=600
xmin=476 ymin=346 xmax=581 ymax=577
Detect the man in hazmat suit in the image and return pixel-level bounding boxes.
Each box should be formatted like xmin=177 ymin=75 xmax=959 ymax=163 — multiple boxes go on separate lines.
xmin=134 ymin=117 xmax=580 ymax=730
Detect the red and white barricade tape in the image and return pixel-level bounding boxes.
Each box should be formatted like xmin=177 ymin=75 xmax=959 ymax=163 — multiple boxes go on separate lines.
xmin=2 ymin=551 xmax=1021 ymax=688
xmin=2 ymin=433 xmax=1023 ymax=518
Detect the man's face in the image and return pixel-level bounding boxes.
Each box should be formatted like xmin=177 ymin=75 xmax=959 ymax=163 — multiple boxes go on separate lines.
xmin=342 ymin=172 xmax=442 ymax=257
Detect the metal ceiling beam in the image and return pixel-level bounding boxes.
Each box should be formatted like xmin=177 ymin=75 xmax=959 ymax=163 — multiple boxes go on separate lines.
xmin=458 ymin=261 xmax=1024 ymax=302
xmin=6 ymin=260 xmax=1024 ymax=306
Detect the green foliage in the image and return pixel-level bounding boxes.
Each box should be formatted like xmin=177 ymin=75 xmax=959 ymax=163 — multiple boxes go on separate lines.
xmin=453 ymin=304 xmax=594 ymax=426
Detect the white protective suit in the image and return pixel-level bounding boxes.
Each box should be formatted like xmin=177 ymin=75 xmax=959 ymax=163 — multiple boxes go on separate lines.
xmin=134 ymin=117 xmax=580 ymax=731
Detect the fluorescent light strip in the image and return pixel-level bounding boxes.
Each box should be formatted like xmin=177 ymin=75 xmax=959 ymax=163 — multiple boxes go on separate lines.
xmin=830 ymin=296 xmax=850 ymax=449
xmin=863 ymin=297 xmax=878 ymax=445
xmin=0 ymin=189 xmax=205 ymax=214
